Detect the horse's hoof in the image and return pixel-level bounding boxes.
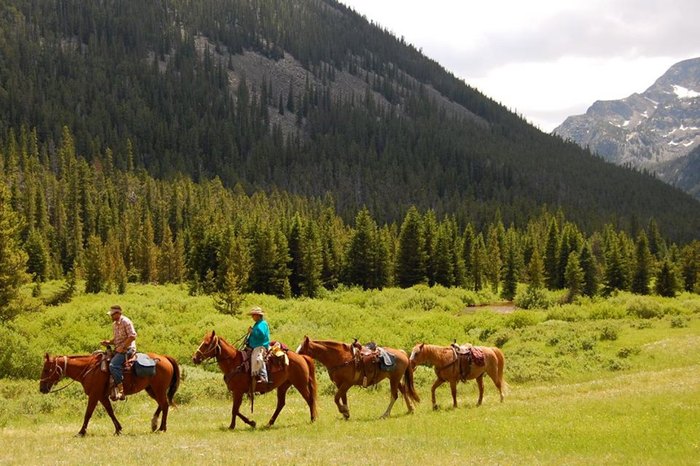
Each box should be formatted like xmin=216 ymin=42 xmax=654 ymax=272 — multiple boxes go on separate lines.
xmin=75 ymin=432 xmax=86 ymax=438
xmin=250 ymin=421 xmax=257 ymax=429
xmin=433 ymin=405 xmax=439 ymax=411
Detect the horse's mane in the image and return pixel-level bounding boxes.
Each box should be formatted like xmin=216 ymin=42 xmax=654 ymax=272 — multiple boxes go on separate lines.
xmin=310 ymin=339 xmax=351 ymax=352
xmin=420 ymin=344 xmax=454 ymax=363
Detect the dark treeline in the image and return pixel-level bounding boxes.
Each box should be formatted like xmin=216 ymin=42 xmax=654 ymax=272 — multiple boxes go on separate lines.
xmin=1 ymin=127 xmax=698 ymax=321
xmin=1 ymin=0 xmax=700 ymax=241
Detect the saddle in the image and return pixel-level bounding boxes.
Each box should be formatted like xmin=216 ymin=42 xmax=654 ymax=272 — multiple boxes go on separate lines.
xmin=450 ymin=343 xmax=485 ymax=381
xmin=97 ymin=349 xmax=157 ymax=378
xmin=352 ymin=340 xmax=397 ymax=387
xmin=239 ymin=341 xmax=290 ymax=380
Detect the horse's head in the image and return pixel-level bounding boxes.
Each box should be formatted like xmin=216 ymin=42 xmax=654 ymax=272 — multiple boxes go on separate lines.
xmin=295 ymin=336 xmax=311 ymax=356
xmin=409 ymin=343 xmax=426 ymax=369
xmin=192 ymin=330 xmax=220 ymax=364
xmin=39 ymin=353 xmax=65 ymax=393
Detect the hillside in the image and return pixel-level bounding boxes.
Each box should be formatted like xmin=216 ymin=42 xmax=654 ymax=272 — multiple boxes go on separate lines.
xmin=1 ymin=0 xmax=700 ymax=239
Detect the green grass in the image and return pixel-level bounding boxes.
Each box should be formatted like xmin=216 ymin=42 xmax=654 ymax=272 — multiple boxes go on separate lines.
xmin=1 ymin=284 xmax=699 ymax=464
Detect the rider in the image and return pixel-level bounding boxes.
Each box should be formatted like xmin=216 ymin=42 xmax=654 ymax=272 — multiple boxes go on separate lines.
xmin=100 ymin=305 xmax=137 ymax=400
xmin=247 ymin=306 xmax=270 ymax=384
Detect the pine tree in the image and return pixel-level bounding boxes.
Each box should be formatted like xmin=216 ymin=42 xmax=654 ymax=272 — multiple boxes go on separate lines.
xmin=395 ymin=206 xmax=427 ymax=287
xmin=631 ymin=231 xmax=652 ymax=295
xmin=655 ymin=259 xmax=679 ymax=297
xmin=0 ymin=183 xmax=29 ymax=320
xmin=501 ymin=231 xmax=519 ymax=301
xmin=527 ymin=245 xmax=544 ymax=290
xmin=544 ymin=220 xmax=559 ymax=289
xmin=485 ymin=225 xmax=502 ymax=294
xmin=579 ymin=241 xmax=598 ymax=297
xmin=564 ymin=251 xmax=584 ymax=302
xmin=471 ymin=233 xmax=487 ymax=292
xmin=432 ymin=221 xmax=455 ymax=287
xmin=345 ymin=208 xmax=380 ymax=289
xmin=84 ymin=235 xmax=106 ymax=293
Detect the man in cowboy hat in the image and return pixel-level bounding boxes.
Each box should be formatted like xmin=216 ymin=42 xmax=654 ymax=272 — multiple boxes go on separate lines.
xmin=246 ymin=306 xmax=270 ymax=384
xmin=100 ymin=305 xmax=137 ymax=400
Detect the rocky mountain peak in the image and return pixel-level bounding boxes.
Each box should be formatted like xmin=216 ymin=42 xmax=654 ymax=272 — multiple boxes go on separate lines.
xmin=553 ymin=57 xmax=700 ymax=199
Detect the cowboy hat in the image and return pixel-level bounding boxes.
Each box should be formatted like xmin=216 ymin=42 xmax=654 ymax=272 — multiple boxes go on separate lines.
xmin=248 ymin=306 xmax=264 ymax=316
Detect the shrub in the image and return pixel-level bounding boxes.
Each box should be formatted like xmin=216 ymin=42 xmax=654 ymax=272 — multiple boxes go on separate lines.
xmin=617 ymin=346 xmax=640 ymax=358
xmin=514 ymin=287 xmax=551 ymax=310
xmin=669 ymin=316 xmax=689 ymax=328
xmin=626 ymin=297 xmax=663 ymax=319
xmin=491 ymin=329 xmax=514 ymax=347
xmin=599 ymin=325 xmax=619 ymax=341
xmin=505 ymin=310 xmax=541 ymax=329
xmin=606 ymin=358 xmax=630 ymax=371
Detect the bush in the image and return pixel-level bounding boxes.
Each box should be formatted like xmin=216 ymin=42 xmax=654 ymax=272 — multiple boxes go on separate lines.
xmin=626 ymin=297 xmax=663 ymax=319
xmin=599 ymin=325 xmax=619 ymax=341
xmin=504 ymin=310 xmax=542 ymax=329
xmin=514 ymin=287 xmax=551 ymax=310
xmin=617 ymin=346 xmax=640 ymax=358
xmin=669 ymin=316 xmax=689 ymax=328
xmin=491 ymin=329 xmax=514 ymax=347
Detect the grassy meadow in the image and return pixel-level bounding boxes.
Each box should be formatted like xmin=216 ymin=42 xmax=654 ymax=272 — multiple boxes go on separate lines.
xmin=1 ymin=283 xmax=699 ymax=465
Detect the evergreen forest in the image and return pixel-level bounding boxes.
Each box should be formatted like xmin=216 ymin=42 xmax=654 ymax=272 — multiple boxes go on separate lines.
xmin=1 ymin=0 xmax=700 ymax=321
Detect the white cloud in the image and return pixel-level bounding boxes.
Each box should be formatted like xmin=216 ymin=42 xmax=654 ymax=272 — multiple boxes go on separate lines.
xmin=340 ymin=0 xmax=700 ymax=132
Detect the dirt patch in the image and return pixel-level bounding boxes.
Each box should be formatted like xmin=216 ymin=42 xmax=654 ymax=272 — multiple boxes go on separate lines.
xmin=463 ymin=301 xmax=516 ymax=314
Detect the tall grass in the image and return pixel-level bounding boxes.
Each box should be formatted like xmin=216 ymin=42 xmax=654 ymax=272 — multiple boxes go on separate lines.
xmin=1 ymin=284 xmax=699 ymax=464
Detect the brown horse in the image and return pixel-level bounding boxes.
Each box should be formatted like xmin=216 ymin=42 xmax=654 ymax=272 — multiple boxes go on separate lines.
xmin=39 ymin=352 xmax=180 ymax=436
xmin=409 ymin=343 xmax=506 ymax=410
xmin=296 ymin=337 xmax=420 ymax=420
xmin=192 ymin=330 xmax=317 ymax=430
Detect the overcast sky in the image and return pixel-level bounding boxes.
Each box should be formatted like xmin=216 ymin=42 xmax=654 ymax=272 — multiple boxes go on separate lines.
xmin=339 ymin=0 xmax=700 ymax=132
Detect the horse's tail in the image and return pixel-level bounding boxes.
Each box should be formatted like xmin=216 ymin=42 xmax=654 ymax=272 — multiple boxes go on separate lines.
xmin=403 ymin=362 xmax=420 ymax=404
xmin=303 ymin=354 xmax=318 ymax=421
xmin=165 ymin=356 xmax=181 ymax=406
xmin=492 ymin=347 xmax=509 ymax=397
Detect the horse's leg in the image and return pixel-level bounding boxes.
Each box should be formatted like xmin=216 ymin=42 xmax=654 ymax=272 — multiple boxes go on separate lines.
xmin=379 ymin=375 xmax=400 ymax=419
xmin=476 ymin=374 xmax=485 ymax=406
xmin=77 ymin=395 xmax=101 ymax=437
xmin=396 ymin=375 xmax=413 ymax=414
xmin=231 ymin=391 xmax=256 ymax=429
xmin=487 ymin=363 xmax=505 ymax=402
xmin=334 ymin=383 xmax=352 ymax=419
xmin=143 ymin=385 xmax=162 ymax=432
xmin=99 ymin=396 xmax=122 ymax=435
xmin=431 ymin=378 xmax=445 ymax=410
xmin=267 ymin=382 xmax=291 ymax=427
xmin=450 ymin=380 xmax=458 ymax=408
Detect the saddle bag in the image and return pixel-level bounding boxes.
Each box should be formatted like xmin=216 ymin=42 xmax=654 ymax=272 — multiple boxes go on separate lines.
xmin=132 ymin=353 xmax=157 ymax=377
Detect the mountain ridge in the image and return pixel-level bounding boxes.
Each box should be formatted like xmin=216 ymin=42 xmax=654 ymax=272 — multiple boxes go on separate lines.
xmin=553 ymin=57 xmax=700 ymax=199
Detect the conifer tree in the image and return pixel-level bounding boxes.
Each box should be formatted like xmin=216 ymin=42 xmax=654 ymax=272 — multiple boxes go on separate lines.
xmin=471 ymin=233 xmax=487 ymax=291
xmin=527 ymin=245 xmax=544 ymax=290
xmin=462 ymin=223 xmax=475 ymax=289
xmin=544 ymin=220 xmax=559 ymax=289
xmin=603 ymin=235 xmax=628 ymax=295
xmin=564 ymin=251 xmax=584 ymax=302
xmin=84 ymin=235 xmax=106 ymax=293
xmin=422 ymin=210 xmax=438 ymax=286
xmin=579 ymin=241 xmax=598 ymax=297
xmin=345 ymin=208 xmax=380 ymax=289
xmin=299 ymin=220 xmax=323 ymax=297
xmin=432 ymin=221 xmax=455 ymax=287
xmin=485 ymin=225 xmax=502 ymax=294
xmin=655 ymin=259 xmax=679 ymax=297
xmin=631 ymin=231 xmax=652 ymax=295
xmin=501 ymin=231 xmax=519 ymax=301
xmin=0 ymin=183 xmax=29 ymax=320
xmin=395 ymin=206 xmax=427 ymax=287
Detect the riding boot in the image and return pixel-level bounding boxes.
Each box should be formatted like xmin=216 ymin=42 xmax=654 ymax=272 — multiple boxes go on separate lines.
xmin=116 ymin=383 xmax=125 ymax=400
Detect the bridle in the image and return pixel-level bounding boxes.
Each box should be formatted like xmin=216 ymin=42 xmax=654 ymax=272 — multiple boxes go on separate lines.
xmin=40 ymin=355 xmax=92 ymax=393
xmin=41 ymin=355 xmax=68 ymax=383
xmin=194 ymin=336 xmax=222 ymax=362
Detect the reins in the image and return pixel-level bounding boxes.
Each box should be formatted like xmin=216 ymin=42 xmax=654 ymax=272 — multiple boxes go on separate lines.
xmin=42 ymin=356 xmax=100 ymax=393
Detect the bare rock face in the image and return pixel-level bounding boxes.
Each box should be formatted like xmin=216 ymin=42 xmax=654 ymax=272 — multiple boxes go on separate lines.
xmin=553 ymin=57 xmax=700 ymax=199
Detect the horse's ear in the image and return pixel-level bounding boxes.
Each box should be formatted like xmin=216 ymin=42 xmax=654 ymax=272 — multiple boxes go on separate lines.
xmin=211 ymin=330 xmax=216 ymax=337
xmin=44 ymin=352 xmax=49 ymax=360
xmin=419 ymin=343 xmax=424 ymax=349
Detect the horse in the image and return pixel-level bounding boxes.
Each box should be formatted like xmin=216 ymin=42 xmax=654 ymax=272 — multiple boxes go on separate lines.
xmin=296 ymin=336 xmax=420 ymax=420
xmin=39 ymin=351 xmax=180 ymax=436
xmin=409 ymin=343 xmax=506 ymax=410
xmin=192 ymin=330 xmax=317 ymax=430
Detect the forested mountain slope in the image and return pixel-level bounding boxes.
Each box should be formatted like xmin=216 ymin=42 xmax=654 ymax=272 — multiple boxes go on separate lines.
xmin=1 ymin=0 xmax=699 ymax=240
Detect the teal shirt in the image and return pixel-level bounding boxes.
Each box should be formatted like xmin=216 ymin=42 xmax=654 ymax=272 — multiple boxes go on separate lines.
xmin=248 ymin=319 xmax=270 ymax=348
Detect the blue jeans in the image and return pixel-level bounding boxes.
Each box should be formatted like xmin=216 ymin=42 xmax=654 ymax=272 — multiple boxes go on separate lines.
xmin=109 ymin=350 xmax=133 ymax=384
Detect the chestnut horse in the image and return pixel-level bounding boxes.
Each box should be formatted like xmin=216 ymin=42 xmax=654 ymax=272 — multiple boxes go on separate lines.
xmin=192 ymin=330 xmax=317 ymax=430
xmin=39 ymin=352 xmax=180 ymax=436
xmin=296 ymin=337 xmax=420 ymax=420
xmin=409 ymin=343 xmax=506 ymax=410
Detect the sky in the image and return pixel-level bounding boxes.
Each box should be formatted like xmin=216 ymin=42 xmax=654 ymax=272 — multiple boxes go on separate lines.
xmin=339 ymin=0 xmax=700 ymax=132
